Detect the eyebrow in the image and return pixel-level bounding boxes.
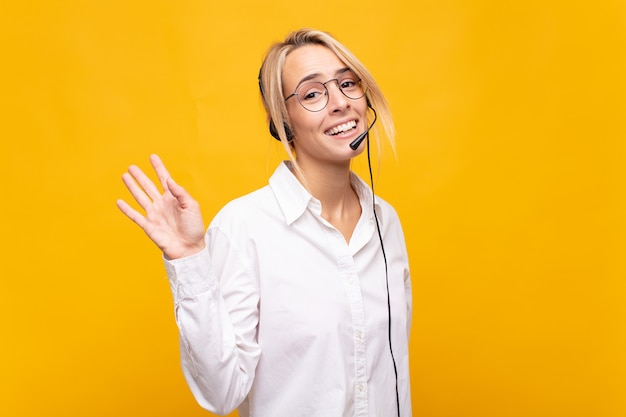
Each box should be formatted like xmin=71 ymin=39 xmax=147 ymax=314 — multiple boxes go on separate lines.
xmin=294 ymin=67 xmax=353 ymax=89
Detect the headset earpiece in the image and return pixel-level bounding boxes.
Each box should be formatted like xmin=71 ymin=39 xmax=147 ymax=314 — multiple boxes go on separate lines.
xmin=258 ymin=70 xmax=294 ymax=142
xmin=269 ymin=120 xmax=293 ymax=142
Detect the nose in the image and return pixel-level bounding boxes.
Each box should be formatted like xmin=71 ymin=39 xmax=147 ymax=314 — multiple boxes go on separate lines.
xmin=326 ymin=80 xmax=350 ymax=111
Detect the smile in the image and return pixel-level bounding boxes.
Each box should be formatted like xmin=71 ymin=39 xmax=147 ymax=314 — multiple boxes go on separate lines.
xmin=325 ymin=120 xmax=357 ymax=136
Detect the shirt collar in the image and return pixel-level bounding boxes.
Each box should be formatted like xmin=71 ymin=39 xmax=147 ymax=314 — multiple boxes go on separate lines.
xmin=269 ymin=161 xmax=382 ymax=226
xmin=350 ymin=171 xmax=381 ymax=224
xmin=269 ymin=161 xmax=312 ymax=225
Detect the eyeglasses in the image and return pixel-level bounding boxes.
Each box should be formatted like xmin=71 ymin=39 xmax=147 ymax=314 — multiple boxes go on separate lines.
xmin=284 ymin=72 xmax=367 ymax=112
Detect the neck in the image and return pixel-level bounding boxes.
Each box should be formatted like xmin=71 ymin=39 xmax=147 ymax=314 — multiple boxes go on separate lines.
xmin=294 ymin=159 xmax=362 ymax=242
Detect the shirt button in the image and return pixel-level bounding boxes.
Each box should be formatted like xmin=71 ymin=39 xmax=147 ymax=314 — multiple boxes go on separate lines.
xmin=356 ymin=330 xmax=364 ymax=339
xmin=358 ymin=384 xmax=365 ymax=392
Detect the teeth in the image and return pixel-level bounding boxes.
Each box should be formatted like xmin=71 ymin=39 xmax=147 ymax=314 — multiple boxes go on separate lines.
xmin=326 ymin=120 xmax=356 ymax=136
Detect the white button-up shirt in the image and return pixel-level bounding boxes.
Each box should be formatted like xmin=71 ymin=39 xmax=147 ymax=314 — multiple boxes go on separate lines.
xmin=164 ymin=162 xmax=412 ymax=417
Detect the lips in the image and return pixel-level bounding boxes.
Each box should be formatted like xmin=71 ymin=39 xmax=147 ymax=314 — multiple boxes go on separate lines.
xmin=324 ymin=120 xmax=357 ymax=136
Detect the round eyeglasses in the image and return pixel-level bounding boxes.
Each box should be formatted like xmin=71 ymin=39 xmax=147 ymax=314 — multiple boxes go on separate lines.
xmin=284 ymin=73 xmax=367 ymax=112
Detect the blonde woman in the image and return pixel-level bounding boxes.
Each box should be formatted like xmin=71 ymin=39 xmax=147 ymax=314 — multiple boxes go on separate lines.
xmin=117 ymin=28 xmax=412 ymax=417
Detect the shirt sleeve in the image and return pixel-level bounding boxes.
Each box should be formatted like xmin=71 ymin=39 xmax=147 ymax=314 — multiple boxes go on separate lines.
xmin=388 ymin=203 xmax=413 ymax=340
xmin=163 ymin=227 xmax=260 ymax=415
xmin=404 ymin=258 xmax=413 ymax=339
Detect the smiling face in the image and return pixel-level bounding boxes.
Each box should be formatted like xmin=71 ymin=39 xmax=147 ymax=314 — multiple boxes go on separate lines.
xmin=282 ymin=44 xmax=369 ymax=169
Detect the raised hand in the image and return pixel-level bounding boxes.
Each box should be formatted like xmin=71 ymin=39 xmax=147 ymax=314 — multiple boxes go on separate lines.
xmin=116 ymin=154 xmax=206 ymax=260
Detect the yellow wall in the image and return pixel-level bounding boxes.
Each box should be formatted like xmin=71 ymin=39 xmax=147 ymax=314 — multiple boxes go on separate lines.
xmin=1 ymin=1 xmax=624 ymax=416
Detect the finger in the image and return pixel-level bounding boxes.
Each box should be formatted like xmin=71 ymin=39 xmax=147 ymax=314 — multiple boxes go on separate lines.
xmin=116 ymin=198 xmax=147 ymax=229
xmin=127 ymin=164 xmax=162 ymax=201
xmin=166 ymin=177 xmax=193 ymax=208
xmin=149 ymin=154 xmax=173 ymax=192
xmin=121 ymin=172 xmax=155 ymax=211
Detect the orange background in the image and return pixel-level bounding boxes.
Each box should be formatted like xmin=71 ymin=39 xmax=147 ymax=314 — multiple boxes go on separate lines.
xmin=1 ymin=1 xmax=624 ymax=416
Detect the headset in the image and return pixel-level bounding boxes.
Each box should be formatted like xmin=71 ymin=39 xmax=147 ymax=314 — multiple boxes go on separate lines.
xmin=258 ymin=71 xmax=294 ymax=142
xmin=258 ymin=70 xmax=401 ymax=417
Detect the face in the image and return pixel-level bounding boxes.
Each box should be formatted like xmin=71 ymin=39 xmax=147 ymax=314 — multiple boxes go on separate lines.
xmin=281 ymin=44 xmax=368 ymax=168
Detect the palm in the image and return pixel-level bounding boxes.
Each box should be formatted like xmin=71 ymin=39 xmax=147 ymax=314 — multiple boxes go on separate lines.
xmin=117 ymin=154 xmax=206 ymax=259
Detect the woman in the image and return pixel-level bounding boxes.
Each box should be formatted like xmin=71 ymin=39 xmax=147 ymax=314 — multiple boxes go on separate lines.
xmin=117 ymin=28 xmax=412 ymax=417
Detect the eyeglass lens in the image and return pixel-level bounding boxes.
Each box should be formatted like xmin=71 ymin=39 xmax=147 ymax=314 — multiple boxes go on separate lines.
xmin=296 ymin=74 xmax=366 ymax=112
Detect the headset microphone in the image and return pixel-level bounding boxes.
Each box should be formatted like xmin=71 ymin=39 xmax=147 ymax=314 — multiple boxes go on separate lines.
xmin=349 ymin=104 xmax=377 ymax=150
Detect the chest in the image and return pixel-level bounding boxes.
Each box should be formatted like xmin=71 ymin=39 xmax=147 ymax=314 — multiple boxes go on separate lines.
xmin=253 ymin=216 xmax=401 ymax=344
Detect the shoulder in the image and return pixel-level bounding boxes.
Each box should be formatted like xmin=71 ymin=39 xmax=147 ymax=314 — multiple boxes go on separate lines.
xmin=374 ymin=194 xmax=397 ymax=216
xmin=376 ymin=196 xmax=404 ymax=233
xmin=351 ymin=173 xmax=400 ymax=222
xmin=202 ymin=186 xmax=282 ymax=265
xmin=211 ymin=185 xmax=278 ymax=227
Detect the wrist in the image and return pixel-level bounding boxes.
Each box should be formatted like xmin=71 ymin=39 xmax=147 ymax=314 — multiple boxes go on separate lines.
xmin=163 ymin=241 xmax=206 ymax=260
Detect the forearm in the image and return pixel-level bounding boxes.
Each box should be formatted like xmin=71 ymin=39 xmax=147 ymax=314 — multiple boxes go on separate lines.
xmin=165 ymin=244 xmax=260 ymax=414
xmin=175 ymin=287 xmax=258 ymax=415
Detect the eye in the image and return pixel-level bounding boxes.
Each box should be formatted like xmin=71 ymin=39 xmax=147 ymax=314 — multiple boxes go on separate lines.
xmin=340 ymin=78 xmax=358 ymax=90
xmin=299 ymin=83 xmax=326 ymax=101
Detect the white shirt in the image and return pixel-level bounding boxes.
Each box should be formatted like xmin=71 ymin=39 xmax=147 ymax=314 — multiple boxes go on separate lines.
xmin=164 ymin=161 xmax=412 ymax=417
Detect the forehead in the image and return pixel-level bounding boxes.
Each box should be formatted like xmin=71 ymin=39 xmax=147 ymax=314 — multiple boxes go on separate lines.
xmin=282 ymin=44 xmax=348 ymax=90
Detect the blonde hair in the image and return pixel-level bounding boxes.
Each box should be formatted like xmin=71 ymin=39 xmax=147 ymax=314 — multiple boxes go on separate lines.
xmin=258 ymin=28 xmax=395 ymax=172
